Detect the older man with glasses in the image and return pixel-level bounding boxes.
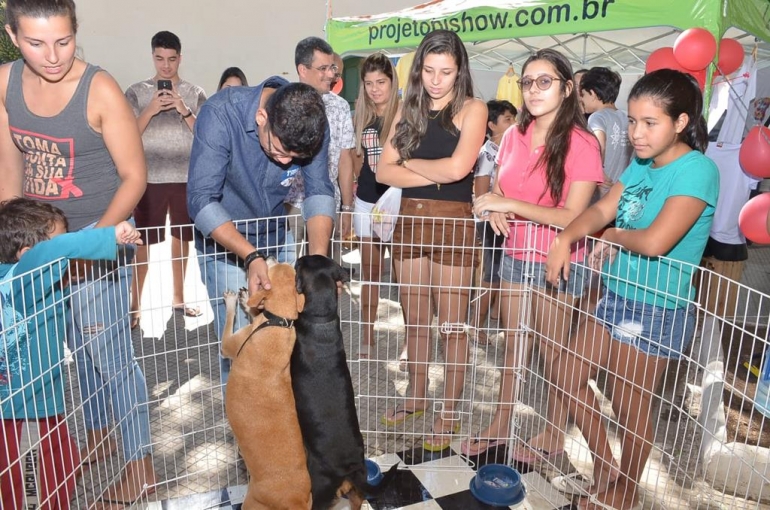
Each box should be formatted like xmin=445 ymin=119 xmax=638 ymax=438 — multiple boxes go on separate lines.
xmin=285 ymin=37 xmax=356 ymax=262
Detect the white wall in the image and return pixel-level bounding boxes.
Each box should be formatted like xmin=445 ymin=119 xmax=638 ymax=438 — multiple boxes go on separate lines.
xmin=75 ymin=0 xmax=417 ymax=95
xmin=74 ymin=1 xmax=645 ymax=105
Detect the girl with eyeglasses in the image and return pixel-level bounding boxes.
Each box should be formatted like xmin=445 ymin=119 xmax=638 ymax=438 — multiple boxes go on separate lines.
xmin=377 ymin=30 xmax=487 ymax=452
xmin=464 ymin=49 xmax=603 ymax=462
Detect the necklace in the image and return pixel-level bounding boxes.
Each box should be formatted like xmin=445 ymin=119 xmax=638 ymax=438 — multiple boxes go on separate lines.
xmin=428 ymin=102 xmax=449 ymax=120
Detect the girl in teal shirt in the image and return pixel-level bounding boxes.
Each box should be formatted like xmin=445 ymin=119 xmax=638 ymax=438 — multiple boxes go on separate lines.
xmin=546 ymin=69 xmax=718 ymax=510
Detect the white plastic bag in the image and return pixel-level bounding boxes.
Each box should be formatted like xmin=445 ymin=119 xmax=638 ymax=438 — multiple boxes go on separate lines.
xmin=371 ymin=186 xmax=402 ymax=242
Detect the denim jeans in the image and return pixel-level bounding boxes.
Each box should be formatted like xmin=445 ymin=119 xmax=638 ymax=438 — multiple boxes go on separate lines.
xmin=595 ymin=289 xmax=696 ymax=359
xmin=68 ymin=239 xmax=151 ymax=462
xmin=197 ymin=254 xmax=252 ymax=388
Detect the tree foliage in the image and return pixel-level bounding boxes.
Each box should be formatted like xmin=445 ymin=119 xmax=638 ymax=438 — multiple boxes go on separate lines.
xmin=0 ymin=2 xmax=21 ymax=64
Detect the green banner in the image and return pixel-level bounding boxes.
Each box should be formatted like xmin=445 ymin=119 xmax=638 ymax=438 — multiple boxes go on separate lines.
xmin=327 ymin=0 xmax=723 ymax=54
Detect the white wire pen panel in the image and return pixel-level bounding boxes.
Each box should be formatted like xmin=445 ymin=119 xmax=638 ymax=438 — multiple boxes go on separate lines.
xmin=0 ymin=213 xmax=768 ymax=509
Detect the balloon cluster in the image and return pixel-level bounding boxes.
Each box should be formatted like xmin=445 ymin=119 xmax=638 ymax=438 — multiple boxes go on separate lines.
xmin=644 ymin=31 xmax=768 ymax=243
xmin=645 ymin=29 xmax=745 ymax=89
xmin=739 ymin=127 xmax=770 ymax=244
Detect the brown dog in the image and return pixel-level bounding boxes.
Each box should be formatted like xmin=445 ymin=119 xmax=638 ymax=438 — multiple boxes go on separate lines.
xmin=221 ymin=261 xmax=311 ymax=510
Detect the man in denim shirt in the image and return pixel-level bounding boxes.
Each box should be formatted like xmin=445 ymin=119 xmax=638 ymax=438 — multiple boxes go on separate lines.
xmin=188 ymin=79 xmax=335 ymax=385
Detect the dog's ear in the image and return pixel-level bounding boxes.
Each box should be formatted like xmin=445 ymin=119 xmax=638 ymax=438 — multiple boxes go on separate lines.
xmin=334 ymin=261 xmax=350 ymax=285
xmin=247 ymin=288 xmax=269 ymax=308
xmin=296 ymin=291 xmax=305 ymax=313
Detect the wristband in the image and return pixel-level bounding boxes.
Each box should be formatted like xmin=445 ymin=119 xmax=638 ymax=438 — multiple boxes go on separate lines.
xmin=181 ymin=108 xmax=193 ymax=119
xmin=341 ymin=205 xmax=353 ymax=212
xmin=244 ymin=250 xmax=267 ymax=271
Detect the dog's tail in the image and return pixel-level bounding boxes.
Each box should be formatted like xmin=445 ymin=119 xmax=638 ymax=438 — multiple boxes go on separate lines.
xmin=349 ymin=462 xmax=399 ymax=500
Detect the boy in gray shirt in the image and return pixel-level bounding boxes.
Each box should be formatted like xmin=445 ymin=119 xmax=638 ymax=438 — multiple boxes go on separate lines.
xmin=579 ymin=67 xmax=633 ymax=196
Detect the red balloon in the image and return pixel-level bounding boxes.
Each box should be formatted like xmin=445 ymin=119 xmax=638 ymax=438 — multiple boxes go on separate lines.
xmin=716 ymin=38 xmax=744 ymax=75
xmin=688 ymin=68 xmax=707 ymax=89
xmin=739 ymin=126 xmax=770 ymax=179
xmin=332 ymin=77 xmax=344 ymax=95
xmin=646 ymin=47 xmax=685 ymax=73
xmin=739 ymin=193 xmax=770 ymax=244
xmin=673 ymin=28 xmax=717 ymax=71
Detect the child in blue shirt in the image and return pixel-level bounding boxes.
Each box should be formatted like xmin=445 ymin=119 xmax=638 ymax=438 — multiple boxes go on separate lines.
xmin=0 ymin=198 xmax=141 ymax=510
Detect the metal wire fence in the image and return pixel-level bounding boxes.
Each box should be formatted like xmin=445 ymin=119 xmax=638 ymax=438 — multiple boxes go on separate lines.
xmin=0 ymin=213 xmax=767 ymax=509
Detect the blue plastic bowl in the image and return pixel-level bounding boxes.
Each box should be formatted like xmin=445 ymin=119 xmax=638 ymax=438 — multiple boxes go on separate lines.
xmin=469 ymin=463 xmax=526 ymax=507
xmin=365 ymin=459 xmax=384 ymax=486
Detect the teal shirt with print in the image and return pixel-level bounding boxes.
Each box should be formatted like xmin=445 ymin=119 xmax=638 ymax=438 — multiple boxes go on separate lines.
xmin=604 ymin=150 xmax=719 ymax=309
xmin=0 ymin=227 xmax=117 ymax=419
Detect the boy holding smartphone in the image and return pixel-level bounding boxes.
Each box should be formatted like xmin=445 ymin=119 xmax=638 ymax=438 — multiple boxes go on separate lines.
xmin=124 ymin=31 xmax=207 ymax=328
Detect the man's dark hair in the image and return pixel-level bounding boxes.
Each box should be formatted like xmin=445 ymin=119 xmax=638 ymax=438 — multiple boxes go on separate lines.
xmin=266 ymin=83 xmax=327 ymax=160
xmin=0 ymin=198 xmax=68 ymax=263
xmin=580 ymin=67 xmax=622 ymax=104
xmin=151 ymin=31 xmax=181 ymax=53
xmin=294 ymin=37 xmax=333 ymax=69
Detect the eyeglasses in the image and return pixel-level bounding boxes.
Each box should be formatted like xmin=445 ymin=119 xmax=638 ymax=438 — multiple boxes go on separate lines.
xmin=307 ymin=64 xmax=339 ymax=74
xmin=518 ymin=76 xmax=562 ymax=92
xmin=265 ymin=127 xmax=294 ymax=161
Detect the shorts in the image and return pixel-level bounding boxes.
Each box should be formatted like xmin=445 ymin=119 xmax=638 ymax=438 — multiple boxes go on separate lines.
xmin=353 ymin=196 xmax=377 ymax=239
xmin=391 ymin=198 xmax=479 ymax=267
xmin=476 ymin=222 xmax=504 ymax=283
xmin=134 ymin=182 xmax=194 ymax=244
xmin=499 ymin=254 xmax=587 ymax=298
xmin=1 ymin=416 xmax=79 ymax=510
xmin=594 ymin=289 xmax=696 ymax=359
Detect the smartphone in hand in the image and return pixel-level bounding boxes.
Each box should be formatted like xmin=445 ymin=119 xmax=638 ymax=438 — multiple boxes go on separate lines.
xmin=157 ymin=79 xmax=173 ymax=94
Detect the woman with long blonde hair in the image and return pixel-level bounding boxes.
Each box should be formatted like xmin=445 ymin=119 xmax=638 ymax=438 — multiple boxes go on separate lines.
xmin=345 ymin=53 xmax=400 ymax=360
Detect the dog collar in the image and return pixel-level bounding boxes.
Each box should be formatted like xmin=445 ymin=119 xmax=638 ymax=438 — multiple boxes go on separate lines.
xmin=236 ymin=310 xmax=295 ymax=358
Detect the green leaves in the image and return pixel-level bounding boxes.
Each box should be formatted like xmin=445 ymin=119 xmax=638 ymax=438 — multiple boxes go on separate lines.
xmin=0 ymin=2 xmax=21 ymax=64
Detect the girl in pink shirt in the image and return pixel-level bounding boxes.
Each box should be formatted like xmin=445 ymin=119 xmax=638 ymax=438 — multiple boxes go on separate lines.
xmin=464 ymin=49 xmax=602 ymax=460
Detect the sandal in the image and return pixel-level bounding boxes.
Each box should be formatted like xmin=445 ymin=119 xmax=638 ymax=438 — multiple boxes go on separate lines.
xmin=422 ymin=422 xmax=461 ymax=452
xmin=381 ymin=405 xmax=424 ymax=427
xmin=460 ymin=435 xmax=507 ymax=456
xmin=551 ymin=472 xmax=593 ymax=497
xmin=173 ymin=305 xmax=202 ymax=317
xmin=510 ymin=442 xmax=564 ymax=464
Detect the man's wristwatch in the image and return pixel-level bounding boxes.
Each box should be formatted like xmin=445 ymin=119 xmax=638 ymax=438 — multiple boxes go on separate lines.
xmin=244 ymin=250 xmax=268 ymax=271
xmin=181 ymin=108 xmax=193 ymax=119
xmin=341 ymin=204 xmax=353 ymax=212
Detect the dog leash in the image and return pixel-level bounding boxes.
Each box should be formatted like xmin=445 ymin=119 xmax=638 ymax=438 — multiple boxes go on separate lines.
xmin=236 ymin=310 xmax=295 ymax=358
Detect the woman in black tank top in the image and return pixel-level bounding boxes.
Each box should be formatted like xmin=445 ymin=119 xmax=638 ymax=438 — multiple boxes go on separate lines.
xmin=377 ymin=30 xmax=487 ymax=452
xmin=0 ymin=1 xmax=156 ymax=505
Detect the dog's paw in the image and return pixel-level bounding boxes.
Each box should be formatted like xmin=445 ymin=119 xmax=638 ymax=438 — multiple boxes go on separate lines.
xmin=238 ymin=287 xmax=251 ymax=311
xmin=223 ymin=290 xmax=238 ymax=310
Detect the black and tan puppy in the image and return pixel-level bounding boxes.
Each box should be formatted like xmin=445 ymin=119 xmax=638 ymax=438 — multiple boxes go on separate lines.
xmin=222 ymin=261 xmax=312 ymax=510
xmin=292 ymin=255 xmax=397 ymax=510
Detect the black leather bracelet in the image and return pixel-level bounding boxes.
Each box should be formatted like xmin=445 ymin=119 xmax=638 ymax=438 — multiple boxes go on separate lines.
xmin=243 ymin=250 xmax=267 ymax=271
xmin=181 ymin=108 xmax=193 ymax=119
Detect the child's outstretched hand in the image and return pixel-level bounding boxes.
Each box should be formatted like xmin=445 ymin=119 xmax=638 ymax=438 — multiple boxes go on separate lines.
xmin=115 ymin=221 xmax=143 ymax=245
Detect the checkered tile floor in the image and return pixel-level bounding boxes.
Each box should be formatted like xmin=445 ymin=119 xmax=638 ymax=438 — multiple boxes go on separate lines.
xmin=134 ymin=440 xmax=573 ymax=510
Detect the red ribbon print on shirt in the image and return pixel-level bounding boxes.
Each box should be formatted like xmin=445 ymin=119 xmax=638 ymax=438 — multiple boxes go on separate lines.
xmin=11 ymin=128 xmax=83 ymax=199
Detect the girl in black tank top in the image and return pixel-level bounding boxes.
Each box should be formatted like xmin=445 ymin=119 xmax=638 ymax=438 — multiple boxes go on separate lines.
xmin=376 ymin=30 xmax=488 ymax=452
